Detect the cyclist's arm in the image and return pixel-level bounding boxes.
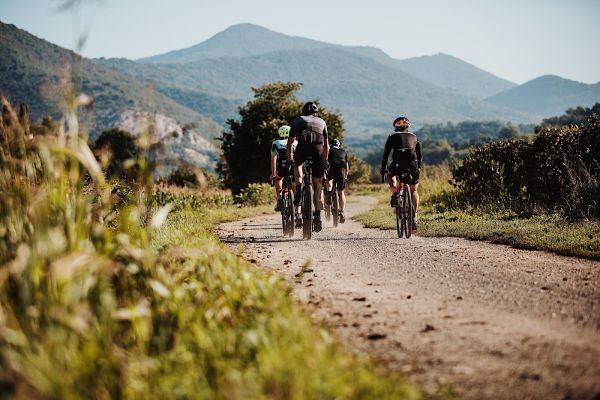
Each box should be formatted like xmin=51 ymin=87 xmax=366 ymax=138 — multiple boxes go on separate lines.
xmin=323 ymin=127 xmax=329 ymax=160
xmin=345 ymin=152 xmax=350 ymax=174
xmin=271 ymin=154 xmax=277 ymax=178
xmin=381 ymin=136 xmax=392 ymax=171
xmin=416 ymin=141 xmax=422 ymax=168
xmin=286 ymin=137 xmax=294 ymax=162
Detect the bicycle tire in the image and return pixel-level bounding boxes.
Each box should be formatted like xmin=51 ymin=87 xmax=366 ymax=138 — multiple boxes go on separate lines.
xmin=280 ymin=191 xmax=287 ymax=236
xmin=395 ymin=193 xmax=402 ymax=238
xmin=287 ymin=190 xmax=295 ymax=237
xmin=404 ymin=188 xmax=413 ymax=238
xmin=303 ymin=184 xmax=312 ymax=240
xmin=332 ymin=182 xmax=339 ymax=228
xmin=324 ymin=187 xmax=331 ymax=222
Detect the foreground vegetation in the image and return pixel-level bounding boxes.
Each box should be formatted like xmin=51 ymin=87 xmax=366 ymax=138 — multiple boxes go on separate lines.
xmin=353 ymin=166 xmax=600 ymax=260
xmin=0 ymin=96 xmax=418 ymax=399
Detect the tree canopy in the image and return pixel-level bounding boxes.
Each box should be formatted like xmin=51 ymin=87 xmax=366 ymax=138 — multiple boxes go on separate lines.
xmin=219 ymin=81 xmax=344 ymax=192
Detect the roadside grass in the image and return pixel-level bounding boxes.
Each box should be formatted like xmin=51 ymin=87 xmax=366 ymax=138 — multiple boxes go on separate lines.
xmin=352 ymin=166 xmax=600 ymax=261
xmin=150 ymin=203 xmax=421 ymax=399
xmin=0 ymin=98 xmax=419 ymax=399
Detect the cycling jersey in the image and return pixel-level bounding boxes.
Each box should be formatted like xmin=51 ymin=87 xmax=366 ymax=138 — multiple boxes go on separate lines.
xmin=328 ymin=147 xmax=348 ymax=169
xmin=272 ymin=138 xmax=296 ymax=178
xmin=290 ymin=115 xmax=329 ymax=179
xmin=381 ymin=130 xmax=422 ymax=185
xmin=381 ymin=131 xmax=422 ymax=170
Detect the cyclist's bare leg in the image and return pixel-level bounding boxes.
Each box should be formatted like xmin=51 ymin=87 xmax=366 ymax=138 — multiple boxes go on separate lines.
xmin=409 ymin=183 xmax=420 ymax=212
xmin=275 ymin=177 xmax=282 ymax=199
xmin=325 ymin=179 xmax=333 ymax=191
xmin=293 ymin=163 xmax=303 ymax=189
xmin=338 ymin=190 xmax=346 ymax=210
xmin=386 ymin=173 xmax=398 ymax=193
xmin=313 ymin=177 xmax=324 ymax=211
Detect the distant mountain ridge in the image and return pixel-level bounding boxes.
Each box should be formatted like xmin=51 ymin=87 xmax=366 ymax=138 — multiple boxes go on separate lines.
xmin=103 ymin=46 xmax=532 ymax=135
xmin=393 ymin=53 xmax=516 ymax=99
xmin=138 ymin=23 xmax=514 ymax=101
xmin=486 ymin=75 xmax=600 ymax=118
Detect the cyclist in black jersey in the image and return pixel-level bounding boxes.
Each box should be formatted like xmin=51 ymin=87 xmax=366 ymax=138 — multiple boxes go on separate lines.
xmin=325 ymin=139 xmax=349 ymax=223
xmin=288 ymin=102 xmax=329 ymax=232
xmin=380 ymin=117 xmax=422 ymax=229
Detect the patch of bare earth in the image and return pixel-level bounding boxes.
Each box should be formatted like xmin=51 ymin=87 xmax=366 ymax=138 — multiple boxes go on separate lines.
xmin=217 ymin=196 xmax=600 ymax=399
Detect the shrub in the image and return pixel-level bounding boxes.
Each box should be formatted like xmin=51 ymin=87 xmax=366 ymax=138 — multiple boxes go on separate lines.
xmin=234 ymin=182 xmax=274 ymax=206
xmin=452 ymin=114 xmax=600 ymax=219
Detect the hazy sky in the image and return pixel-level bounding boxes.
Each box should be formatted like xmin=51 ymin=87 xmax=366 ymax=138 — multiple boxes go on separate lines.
xmin=2 ymin=0 xmax=599 ymax=84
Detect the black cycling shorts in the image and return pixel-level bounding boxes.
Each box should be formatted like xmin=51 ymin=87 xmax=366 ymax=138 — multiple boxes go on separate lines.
xmin=294 ymin=142 xmax=326 ymax=179
xmin=276 ymin=162 xmax=291 ymax=178
xmin=388 ymin=161 xmax=419 ymax=185
xmin=327 ymin=167 xmax=347 ymax=190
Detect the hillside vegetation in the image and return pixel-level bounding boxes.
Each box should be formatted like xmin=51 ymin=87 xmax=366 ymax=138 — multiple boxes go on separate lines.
xmin=0 ymin=21 xmax=221 ymax=140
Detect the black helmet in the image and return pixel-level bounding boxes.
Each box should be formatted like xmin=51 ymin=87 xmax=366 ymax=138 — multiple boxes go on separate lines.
xmin=302 ymin=101 xmax=319 ymax=116
xmin=330 ymin=139 xmax=341 ymax=149
xmin=393 ymin=116 xmax=410 ymax=127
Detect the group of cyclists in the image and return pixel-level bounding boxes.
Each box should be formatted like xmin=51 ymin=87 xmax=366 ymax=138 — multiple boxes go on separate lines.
xmin=270 ymin=102 xmax=421 ymax=235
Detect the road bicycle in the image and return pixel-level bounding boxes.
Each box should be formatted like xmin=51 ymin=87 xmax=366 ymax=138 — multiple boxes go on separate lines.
xmin=383 ymin=170 xmax=415 ymax=238
xmin=279 ymin=164 xmax=295 ymax=237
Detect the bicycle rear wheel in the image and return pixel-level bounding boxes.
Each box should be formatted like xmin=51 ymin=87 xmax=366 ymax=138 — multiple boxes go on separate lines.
xmin=403 ymin=188 xmax=413 ymax=238
xmin=303 ymin=184 xmax=313 ymax=240
xmin=332 ymin=184 xmax=339 ymax=228
xmin=395 ymin=193 xmax=403 ymax=238
xmin=324 ymin=187 xmax=331 ymax=222
xmin=287 ymin=190 xmax=295 ymax=237
xmin=281 ymin=192 xmax=287 ymax=236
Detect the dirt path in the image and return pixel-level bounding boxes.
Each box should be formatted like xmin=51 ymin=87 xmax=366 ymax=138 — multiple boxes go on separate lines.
xmin=217 ymin=196 xmax=600 ymax=399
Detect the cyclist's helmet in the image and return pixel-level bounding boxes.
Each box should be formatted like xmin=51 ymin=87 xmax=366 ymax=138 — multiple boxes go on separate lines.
xmin=302 ymin=101 xmax=319 ymax=116
xmin=393 ymin=116 xmax=410 ymax=127
xmin=278 ymin=125 xmax=290 ymax=138
xmin=330 ymin=139 xmax=341 ymax=149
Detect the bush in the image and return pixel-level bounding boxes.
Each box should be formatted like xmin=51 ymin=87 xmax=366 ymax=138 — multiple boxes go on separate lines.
xmin=234 ymin=182 xmax=275 ymax=206
xmin=452 ymin=114 xmax=600 ymax=219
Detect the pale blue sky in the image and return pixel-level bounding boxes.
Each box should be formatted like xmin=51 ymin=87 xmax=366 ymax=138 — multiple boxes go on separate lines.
xmin=1 ymin=0 xmax=599 ymax=84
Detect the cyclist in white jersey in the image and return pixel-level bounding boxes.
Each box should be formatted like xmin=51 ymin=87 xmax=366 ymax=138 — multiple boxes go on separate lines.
xmin=271 ymin=125 xmax=297 ymax=211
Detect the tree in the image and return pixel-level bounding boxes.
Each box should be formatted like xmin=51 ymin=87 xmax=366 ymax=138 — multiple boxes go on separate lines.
xmin=499 ymin=125 xmax=520 ymax=140
xmin=346 ymin=152 xmax=372 ymax=185
xmin=219 ymin=81 xmax=344 ymax=193
xmin=93 ymin=128 xmax=141 ymax=180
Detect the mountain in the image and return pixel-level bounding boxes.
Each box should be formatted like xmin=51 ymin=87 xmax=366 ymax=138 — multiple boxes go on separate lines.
xmin=393 ymin=53 xmax=516 ymax=99
xmin=101 ymin=47 xmax=533 ymax=136
xmin=0 ymin=21 xmax=221 ymax=141
xmin=486 ymin=75 xmax=600 ymax=118
xmin=138 ymin=23 xmax=514 ymax=100
xmin=0 ymin=21 xmax=224 ymax=171
xmin=139 ymin=23 xmax=332 ymax=63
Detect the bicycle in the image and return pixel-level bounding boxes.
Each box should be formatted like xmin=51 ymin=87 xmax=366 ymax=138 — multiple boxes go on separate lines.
xmin=383 ymin=170 xmax=415 ymax=238
xmin=300 ymin=157 xmax=314 ymax=240
xmin=279 ymin=164 xmax=295 ymax=237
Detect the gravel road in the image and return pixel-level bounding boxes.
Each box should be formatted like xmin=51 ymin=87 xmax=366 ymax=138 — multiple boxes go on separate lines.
xmin=217 ymin=196 xmax=600 ymax=399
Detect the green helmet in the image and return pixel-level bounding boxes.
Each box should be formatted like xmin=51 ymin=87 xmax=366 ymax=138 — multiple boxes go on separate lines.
xmin=278 ymin=125 xmax=290 ymax=138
